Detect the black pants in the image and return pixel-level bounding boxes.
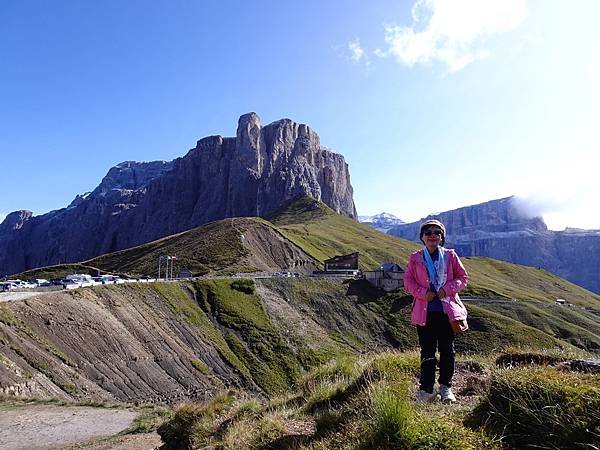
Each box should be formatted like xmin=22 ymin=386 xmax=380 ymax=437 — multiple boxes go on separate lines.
xmin=416 ymin=312 xmax=455 ymax=393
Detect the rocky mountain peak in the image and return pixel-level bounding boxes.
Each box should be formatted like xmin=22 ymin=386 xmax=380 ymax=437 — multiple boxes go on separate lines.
xmin=0 ymin=113 xmax=356 ymax=275
xmin=93 ymin=160 xmax=174 ymax=195
xmin=0 ymin=210 xmax=32 ymax=233
xmin=359 ymin=212 xmax=405 ymax=233
xmin=235 ymin=112 xmax=265 ymax=175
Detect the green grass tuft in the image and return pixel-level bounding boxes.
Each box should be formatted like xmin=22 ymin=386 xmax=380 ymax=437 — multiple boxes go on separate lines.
xmin=230 ymin=278 xmax=256 ymax=295
xmin=123 ymin=404 xmax=173 ymax=434
xmin=467 ymin=367 xmax=600 ymax=448
xmin=157 ymin=392 xmax=235 ymax=450
xmin=191 ymin=359 xmax=210 ymax=375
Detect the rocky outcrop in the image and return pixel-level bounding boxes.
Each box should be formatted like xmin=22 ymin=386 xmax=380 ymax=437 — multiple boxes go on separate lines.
xmin=0 ymin=113 xmax=356 ymax=275
xmin=387 ymin=197 xmax=600 ymax=294
xmin=0 ymin=279 xmax=398 ymax=403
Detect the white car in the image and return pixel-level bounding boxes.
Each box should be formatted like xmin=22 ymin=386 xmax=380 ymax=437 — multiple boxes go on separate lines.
xmin=7 ymin=279 xmax=35 ymax=289
xmin=62 ymin=281 xmax=82 ymax=290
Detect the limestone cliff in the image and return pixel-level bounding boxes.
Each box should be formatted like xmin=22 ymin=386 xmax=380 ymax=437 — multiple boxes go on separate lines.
xmin=0 ymin=113 xmax=356 ymax=275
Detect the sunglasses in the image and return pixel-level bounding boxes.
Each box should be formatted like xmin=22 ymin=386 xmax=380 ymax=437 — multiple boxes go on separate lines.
xmin=423 ymin=229 xmax=443 ymax=236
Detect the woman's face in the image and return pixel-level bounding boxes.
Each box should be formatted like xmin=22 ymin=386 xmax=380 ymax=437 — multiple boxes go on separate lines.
xmin=422 ymin=226 xmax=443 ymax=249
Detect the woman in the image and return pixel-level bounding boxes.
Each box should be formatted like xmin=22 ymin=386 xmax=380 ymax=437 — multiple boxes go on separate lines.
xmin=403 ymin=219 xmax=468 ymax=403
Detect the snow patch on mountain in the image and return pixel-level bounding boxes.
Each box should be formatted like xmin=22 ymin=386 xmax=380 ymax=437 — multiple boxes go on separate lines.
xmin=359 ymin=212 xmax=405 ymax=232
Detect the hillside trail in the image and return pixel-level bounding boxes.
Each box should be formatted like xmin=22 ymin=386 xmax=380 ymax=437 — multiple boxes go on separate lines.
xmin=0 ymin=404 xmax=160 ymax=450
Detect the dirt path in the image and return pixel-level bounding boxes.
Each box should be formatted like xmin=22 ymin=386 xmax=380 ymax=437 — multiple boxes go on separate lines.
xmin=62 ymin=432 xmax=162 ymax=450
xmin=0 ymin=404 xmax=144 ymax=450
xmin=0 ymin=291 xmax=50 ymax=302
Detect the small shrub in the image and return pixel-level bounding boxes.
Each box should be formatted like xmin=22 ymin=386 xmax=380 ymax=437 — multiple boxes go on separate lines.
xmin=367 ymin=381 xmax=415 ymax=448
xmin=157 ymin=402 xmax=209 ymax=450
xmin=32 ymin=361 xmax=49 ymax=372
xmin=124 ymin=404 xmax=172 ymax=434
xmin=191 ymin=358 xmax=210 ymax=375
xmin=221 ymin=410 xmax=286 ymax=449
xmin=231 ymin=278 xmax=255 ymax=295
xmin=301 ymin=355 xmax=361 ymax=398
xmin=467 ymin=367 xmax=600 ymax=448
xmin=368 ymin=351 xmax=420 ymax=380
xmin=61 ymin=383 xmax=78 ymax=395
xmin=304 ymin=377 xmax=353 ymax=411
xmin=221 ymin=418 xmax=255 ymax=449
xmin=233 ymin=398 xmax=262 ymax=419
xmin=364 ymin=381 xmax=494 ymax=449
xmin=157 ymin=392 xmax=235 ymax=449
xmin=252 ymin=413 xmax=286 ymax=448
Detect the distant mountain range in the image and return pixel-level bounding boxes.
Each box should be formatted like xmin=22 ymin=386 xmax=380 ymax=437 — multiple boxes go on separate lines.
xmin=4 ymin=112 xmax=600 ymax=297
xmin=358 ymin=213 xmax=404 ymax=232
xmin=0 ymin=113 xmax=356 ymax=275
xmin=367 ymin=197 xmax=600 ymax=295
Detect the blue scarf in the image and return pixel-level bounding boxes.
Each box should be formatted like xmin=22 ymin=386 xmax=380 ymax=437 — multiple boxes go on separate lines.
xmin=422 ymin=246 xmax=447 ymax=292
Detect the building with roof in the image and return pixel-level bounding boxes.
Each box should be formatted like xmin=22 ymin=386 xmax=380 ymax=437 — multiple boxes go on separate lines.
xmin=364 ymin=262 xmax=404 ymax=292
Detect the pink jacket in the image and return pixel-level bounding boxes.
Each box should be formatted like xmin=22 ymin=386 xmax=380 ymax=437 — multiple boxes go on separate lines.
xmin=403 ymin=248 xmax=468 ymax=326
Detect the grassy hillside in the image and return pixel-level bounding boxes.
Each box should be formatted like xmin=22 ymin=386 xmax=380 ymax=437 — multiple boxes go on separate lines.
xmin=270 ymin=197 xmax=600 ymax=310
xmin=13 ymin=196 xmax=600 ymax=354
xmin=258 ymin=278 xmax=587 ymax=355
xmin=16 ymin=263 xmax=102 ymax=280
xmin=156 ymin=350 xmax=600 ymax=450
xmin=89 ymin=218 xmax=250 ymax=277
xmin=2 ymin=276 xmax=598 ymax=449
xmin=17 ymin=196 xmax=600 ymax=312
xmin=18 ymin=218 xmax=255 ymax=280
xmin=268 ymin=197 xmax=418 ymax=269
xmin=463 ymin=256 xmax=600 ymax=307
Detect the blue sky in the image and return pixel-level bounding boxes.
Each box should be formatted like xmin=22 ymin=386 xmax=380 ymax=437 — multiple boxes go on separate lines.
xmin=1 ymin=0 xmax=599 ymax=230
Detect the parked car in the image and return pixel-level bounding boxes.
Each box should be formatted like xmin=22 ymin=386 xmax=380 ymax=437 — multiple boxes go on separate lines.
xmin=65 ymin=274 xmax=93 ymax=287
xmin=7 ymin=279 xmax=35 ymax=289
xmin=0 ymin=282 xmax=18 ymax=292
xmin=63 ymin=281 xmax=81 ymax=290
xmin=99 ymin=276 xmax=117 ymax=284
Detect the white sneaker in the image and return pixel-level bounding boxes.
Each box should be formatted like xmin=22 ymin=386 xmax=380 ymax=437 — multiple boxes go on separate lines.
xmin=439 ymin=384 xmax=456 ymax=403
xmin=416 ymin=389 xmax=439 ymax=403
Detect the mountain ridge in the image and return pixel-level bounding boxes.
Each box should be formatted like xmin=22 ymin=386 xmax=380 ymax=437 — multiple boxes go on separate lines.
xmin=0 ymin=114 xmax=356 ymax=276
xmin=382 ymin=196 xmax=600 ymax=294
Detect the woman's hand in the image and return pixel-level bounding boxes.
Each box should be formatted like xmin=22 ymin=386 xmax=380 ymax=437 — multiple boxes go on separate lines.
xmin=425 ymin=290 xmax=437 ymax=302
xmin=437 ymin=288 xmax=447 ymax=299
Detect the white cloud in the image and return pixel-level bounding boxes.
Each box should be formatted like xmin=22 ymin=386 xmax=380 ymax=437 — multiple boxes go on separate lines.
xmin=510 ymin=139 xmax=600 ymax=231
xmin=0 ymin=213 xmax=6 ymax=224
xmin=348 ymin=38 xmax=365 ymax=63
xmin=378 ymin=0 xmax=527 ymax=71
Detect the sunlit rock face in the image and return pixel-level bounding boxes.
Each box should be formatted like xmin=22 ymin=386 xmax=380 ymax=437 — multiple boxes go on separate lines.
xmin=387 ymin=197 xmax=600 ymax=294
xmin=0 ymin=113 xmax=356 ymax=275
xmin=359 ymin=213 xmax=405 ymax=233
